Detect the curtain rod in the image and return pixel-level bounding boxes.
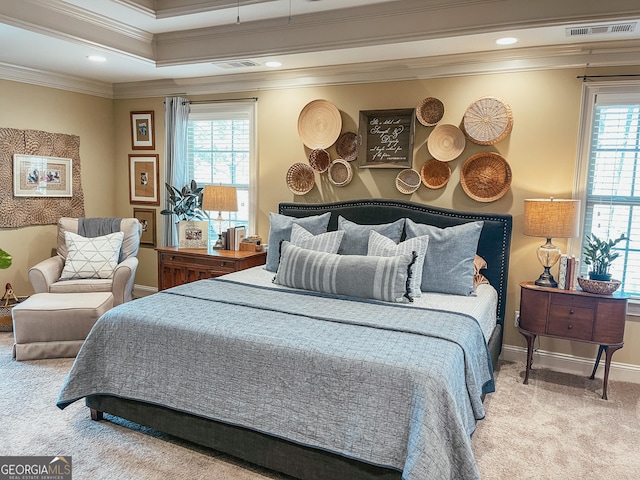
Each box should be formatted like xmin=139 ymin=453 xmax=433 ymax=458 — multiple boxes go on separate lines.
xmin=183 ymin=97 xmax=258 ymax=105
xmin=577 ymin=74 xmax=640 ymax=82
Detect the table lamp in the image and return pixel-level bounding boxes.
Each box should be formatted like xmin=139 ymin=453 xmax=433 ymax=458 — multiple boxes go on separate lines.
xmin=524 ymin=198 xmax=580 ymax=287
xmin=202 ymin=185 xmax=238 ymax=250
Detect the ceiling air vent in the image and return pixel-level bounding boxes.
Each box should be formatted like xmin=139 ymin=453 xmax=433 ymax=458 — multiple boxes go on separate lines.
xmin=212 ymin=60 xmax=260 ymax=69
xmin=566 ymin=22 xmax=636 ymax=37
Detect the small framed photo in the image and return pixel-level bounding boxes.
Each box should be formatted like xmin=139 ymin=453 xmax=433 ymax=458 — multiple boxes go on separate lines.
xmin=129 ymin=154 xmax=159 ymax=205
xmin=178 ymin=220 xmax=209 ymax=249
xmin=130 ymin=111 xmax=155 ymax=150
xmin=13 ymin=154 xmax=73 ymax=197
xmin=133 ymin=208 xmax=156 ymax=248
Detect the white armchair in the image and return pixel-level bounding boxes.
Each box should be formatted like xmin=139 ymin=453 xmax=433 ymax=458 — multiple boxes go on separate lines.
xmin=28 ymin=217 xmax=143 ymax=305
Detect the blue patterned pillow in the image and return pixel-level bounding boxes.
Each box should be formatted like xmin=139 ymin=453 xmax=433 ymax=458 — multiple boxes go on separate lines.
xmin=337 ymin=216 xmax=405 ymax=255
xmin=404 ymin=219 xmax=483 ymax=296
xmin=367 ymin=230 xmax=429 ymax=297
xmin=290 ymin=224 xmax=344 ymax=254
xmin=265 ymin=212 xmax=331 ymax=272
xmin=274 ymin=241 xmax=416 ymax=303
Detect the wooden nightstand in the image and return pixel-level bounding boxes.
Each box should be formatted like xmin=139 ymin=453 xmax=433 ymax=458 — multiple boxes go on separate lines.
xmin=518 ymin=281 xmax=629 ymax=399
xmin=156 ymin=247 xmax=267 ymax=291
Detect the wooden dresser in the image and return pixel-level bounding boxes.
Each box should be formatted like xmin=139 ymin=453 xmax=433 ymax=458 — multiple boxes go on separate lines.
xmin=518 ymin=281 xmax=629 ymax=399
xmin=156 ymin=247 xmax=267 ymax=291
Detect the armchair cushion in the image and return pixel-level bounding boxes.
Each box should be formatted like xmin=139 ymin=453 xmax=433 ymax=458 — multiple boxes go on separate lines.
xmin=60 ymin=231 xmax=125 ymax=280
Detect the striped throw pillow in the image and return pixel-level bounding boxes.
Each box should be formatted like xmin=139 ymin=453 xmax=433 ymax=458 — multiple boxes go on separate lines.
xmin=274 ymin=241 xmax=416 ymax=303
xmin=290 ymin=223 xmax=344 ymax=254
xmin=367 ymin=230 xmax=429 ymax=297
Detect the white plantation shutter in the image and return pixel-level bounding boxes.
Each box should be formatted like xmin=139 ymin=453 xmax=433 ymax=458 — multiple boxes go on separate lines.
xmin=187 ymin=102 xmax=256 ymax=234
xmin=580 ymin=89 xmax=640 ymax=295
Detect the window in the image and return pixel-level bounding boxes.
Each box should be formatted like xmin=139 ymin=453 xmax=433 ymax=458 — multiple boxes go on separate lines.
xmin=576 ymin=84 xmax=640 ymax=297
xmin=187 ymin=101 xmax=257 ymax=235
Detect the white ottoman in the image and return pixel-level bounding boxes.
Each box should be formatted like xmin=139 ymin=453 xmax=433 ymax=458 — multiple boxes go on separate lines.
xmin=12 ymin=292 xmax=114 ymax=361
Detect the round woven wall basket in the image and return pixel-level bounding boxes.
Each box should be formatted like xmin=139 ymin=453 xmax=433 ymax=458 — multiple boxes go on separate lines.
xmin=460 ymin=152 xmax=512 ymax=202
xmin=286 ymin=162 xmax=315 ymax=195
xmin=308 ymin=148 xmax=331 ymax=173
xmin=335 ymin=132 xmax=358 ymax=162
xmin=297 ymin=99 xmax=342 ymax=149
xmin=416 ymin=97 xmax=445 ymax=127
xmin=328 ymin=159 xmax=353 ymax=187
xmin=395 ymin=168 xmax=421 ymax=194
xmin=420 ymin=158 xmax=451 ymax=189
xmin=463 ymin=96 xmax=513 ymax=145
xmin=427 ymin=124 xmax=466 ymax=162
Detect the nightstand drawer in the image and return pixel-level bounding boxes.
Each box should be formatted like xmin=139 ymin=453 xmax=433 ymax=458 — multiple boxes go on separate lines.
xmin=547 ymin=305 xmax=594 ymax=340
xmin=550 ymin=293 xmax=595 ymax=310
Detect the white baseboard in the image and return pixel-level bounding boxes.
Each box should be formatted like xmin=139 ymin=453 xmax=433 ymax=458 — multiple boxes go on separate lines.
xmin=133 ymin=284 xmax=157 ymax=298
xmin=501 ymin=344 xmax=640 ymax=384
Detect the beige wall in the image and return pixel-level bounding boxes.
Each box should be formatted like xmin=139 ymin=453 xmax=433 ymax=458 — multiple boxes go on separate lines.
xmin=3 ymin=66 xmax=640 ymax=368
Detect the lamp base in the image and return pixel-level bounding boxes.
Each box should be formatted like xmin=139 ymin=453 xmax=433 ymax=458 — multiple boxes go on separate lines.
xmin=213 ymin=235 xmax=224 ymax=250
xmin=535 ymin=268 xmax=558 ymax=288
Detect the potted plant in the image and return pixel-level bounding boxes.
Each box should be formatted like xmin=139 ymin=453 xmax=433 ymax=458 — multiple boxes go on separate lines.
xmin=582 ymin=233 xmax=627 ymax=281
xmin=160 ymin=180 xmax=209 ymax=221
xmin=0 ymin=248 xmax=11 ymax=269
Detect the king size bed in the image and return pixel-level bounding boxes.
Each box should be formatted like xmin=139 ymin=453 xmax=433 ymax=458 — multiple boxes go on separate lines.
xmin=57 ymin=198 xmax=512 ymax=480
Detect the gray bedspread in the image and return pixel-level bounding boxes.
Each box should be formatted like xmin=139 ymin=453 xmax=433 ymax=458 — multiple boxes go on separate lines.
xmin=57 ymin=278 xmax=494 ymax=480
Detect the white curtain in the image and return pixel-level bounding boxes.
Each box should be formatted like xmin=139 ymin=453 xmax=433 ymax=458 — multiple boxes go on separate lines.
xmin=162 ymin=97 xmax=190 ymax=247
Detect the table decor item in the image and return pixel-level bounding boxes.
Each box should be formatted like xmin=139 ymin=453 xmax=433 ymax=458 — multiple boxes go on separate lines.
xmin=416 ymin=97 xmax=444 ymax=126
xmin=577 ymin=277 xmax=622 ymax=295
xmin=463 ymin=96 xmax=513 ymax=145
xmin=297 ymin=99 xmax=342 ymax=149
xmin=582 ymin=233 xmax=627 ymax=281
xmin=286 ymin=163 xmax=315 ymax=195
xmin=460 ymin=152 xmax=512 ymax=202
xmin=420 ymin=158 xmax=451 ymax=189
xmin=427 ymin=124 xmax=465 ymax=161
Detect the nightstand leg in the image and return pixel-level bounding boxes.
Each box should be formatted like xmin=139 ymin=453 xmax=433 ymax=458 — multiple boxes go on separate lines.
xmin=589 ymin=345 xmax=606 ymax=380
xmin=521 ymin=331 xmax=536 ymax=385
xmin=602 ymin=345 xmax=622 ymax=401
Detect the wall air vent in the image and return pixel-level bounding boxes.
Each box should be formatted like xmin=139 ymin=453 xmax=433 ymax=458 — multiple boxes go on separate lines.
xmin=567 ymin=22 xmax=636 ymax=37
xmin=212 ymin=60 xmax=261 ymax=69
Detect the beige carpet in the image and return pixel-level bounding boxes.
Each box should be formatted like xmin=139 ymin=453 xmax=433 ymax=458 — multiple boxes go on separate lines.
xmin=1 ymin=331 xmax=639 ymax=479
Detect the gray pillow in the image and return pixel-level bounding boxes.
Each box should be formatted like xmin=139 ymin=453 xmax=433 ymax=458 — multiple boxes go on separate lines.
xmin=404 ymin=218 xmax=484 ymax=296
xmin=337 ymin=216 xmax=405 ymax=255
xmin=290 ymin=223 xmax=344 ymax=254
xmin=367 ymin=230 xmax=429 ymax=298
xmin=274 ymin=241 xmax=415 ymax=303
xmin=265 ymin=212 xmax=331 ymax=272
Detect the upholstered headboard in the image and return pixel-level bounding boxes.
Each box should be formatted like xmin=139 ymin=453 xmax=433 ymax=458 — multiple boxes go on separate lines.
xmin=279 ymin=198 xmax=513 ymax=328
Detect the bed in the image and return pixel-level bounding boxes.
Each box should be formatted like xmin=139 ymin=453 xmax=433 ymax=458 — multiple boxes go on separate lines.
xmin=56 ymin=198 xmax=512 ymax=480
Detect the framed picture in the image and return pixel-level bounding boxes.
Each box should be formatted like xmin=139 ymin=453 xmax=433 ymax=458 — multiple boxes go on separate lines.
xmin=130 ymin=111 xmax=155 ymax=150
xmin=178 ymin=220 xmax=209 ymax=249
xmin=128 ymin=154 xmax=159 ymax=205
xmin=357 ymin=108 xmax=416 ymax=168
xmin=13 ymin=154 xmax=73 ymax=197
xmin=133 ymin=208 xmax=157 ymax=248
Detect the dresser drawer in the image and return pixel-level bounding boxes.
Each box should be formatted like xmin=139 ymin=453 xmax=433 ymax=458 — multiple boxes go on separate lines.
xmin=204 ymin=259 xmax=236 ymax=272
xmin=547 ymin=305 xmax=594 ymax=341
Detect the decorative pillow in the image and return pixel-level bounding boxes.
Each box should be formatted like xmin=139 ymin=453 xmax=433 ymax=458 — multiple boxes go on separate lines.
xmin=265 ymin=212 xmax=331 ymax=272
xmin=290 ymin=223 xmax=344 ymax=254
xmin=404 ymin=219 xmax=484 ymax=296
xmin=367 ymin=230 xmax=429 ymax=297
xmin=474 ymin=255 xmax=490 ymax=289
xmin=60 ymin=231 xmax=125 ymax=280
xmin=274 ymin=241 xmax=416 ymax=303
xmin=337 ymin=216 xmax=405 ymax=255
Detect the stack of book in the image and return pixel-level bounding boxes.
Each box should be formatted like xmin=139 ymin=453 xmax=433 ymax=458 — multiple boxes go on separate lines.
xmin=557 ymin=254 xmax=580 ymax=290
xmin=221 ymin=225 xmax=247 ymax=251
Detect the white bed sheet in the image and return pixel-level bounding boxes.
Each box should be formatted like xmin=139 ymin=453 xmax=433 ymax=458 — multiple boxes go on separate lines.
xmin=222 ymin=266 xmax=498 ymax=342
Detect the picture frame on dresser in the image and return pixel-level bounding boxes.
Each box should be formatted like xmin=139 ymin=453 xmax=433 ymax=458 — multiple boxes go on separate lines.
xmin=128 ymin=154 xmax=159 ymax=205
xmin=133 ymin=208 xmax=156 ymax=248
xmin=130 ymin=111 xmax=155 ymax=150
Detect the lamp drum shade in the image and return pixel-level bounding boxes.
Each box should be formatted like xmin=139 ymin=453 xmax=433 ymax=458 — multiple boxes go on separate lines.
xmin=202 ymin=185 xmax=238 ymax=213
xmin=523 ymin=199 xmax=580 ymax=238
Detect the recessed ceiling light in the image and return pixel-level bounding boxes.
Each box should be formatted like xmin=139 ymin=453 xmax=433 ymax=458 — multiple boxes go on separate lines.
xmin=265 ymin=61 xmax=282 ymax=68
xmin=87 ymin=55 xmax=107 ymax=62
xmin=495 ymin=37 xmax=518 ymax=46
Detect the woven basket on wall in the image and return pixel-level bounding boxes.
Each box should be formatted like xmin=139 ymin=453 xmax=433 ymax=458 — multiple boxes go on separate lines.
xmin=427 ymin=124 xmax=465 ymax=162
xmin=335 ymin=132 xmax=358 ymax=162
xmin=395 ymin=168 xmax=421 ymax=194
xmin=328 ymin=159 xmax=353 ymax=187
xmin=309 ymin=148 xmax=331 ymax=173
xmin=416 ymin=97 xmax=445 ymax=127
xmin=297 ymin=99 xmax=342 ymax=149
xmin=420 ymin=158 xmax=451 ymax=189
xmin=286 ymin=163 xmax=315 ymax=195
xmin=463 ymin=96 xmax=513 ymax=145
xmin=460 ymin=152 xmax=512 ymax=202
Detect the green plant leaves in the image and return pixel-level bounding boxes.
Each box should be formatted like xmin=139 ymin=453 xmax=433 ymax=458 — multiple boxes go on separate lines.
xmin=160 ymin=181 xmax=209 ymax=221
xmin=0 ymin=248 xmax=12 ymax=269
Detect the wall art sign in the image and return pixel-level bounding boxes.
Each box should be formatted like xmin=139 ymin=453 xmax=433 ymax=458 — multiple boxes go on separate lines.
xmin=13 ymin=154 xmax=73 ymax=197
xmin=128 ymin=154 xmax=159 ymax=205
xmin=133 ymin=208 xmax=157 ymax=248
xmin=357 ymin=108 xmax=415 ymax=168
xmin=130 ymin=111 xmax=155 ymax=150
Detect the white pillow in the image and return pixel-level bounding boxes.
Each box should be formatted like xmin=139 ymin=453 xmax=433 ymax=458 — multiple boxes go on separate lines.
xmin=60 ymin=231 xmax=125 ymax=280
xmin=367 ymin=230 xmax=429 ymax=297
xmin=290 ymin=223 xmax=344 ymax=254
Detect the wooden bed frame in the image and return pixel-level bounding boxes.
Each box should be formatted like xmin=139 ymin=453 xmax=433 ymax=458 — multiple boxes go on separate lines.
xmin=87 ymin=198 xmax=512 ymax=480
